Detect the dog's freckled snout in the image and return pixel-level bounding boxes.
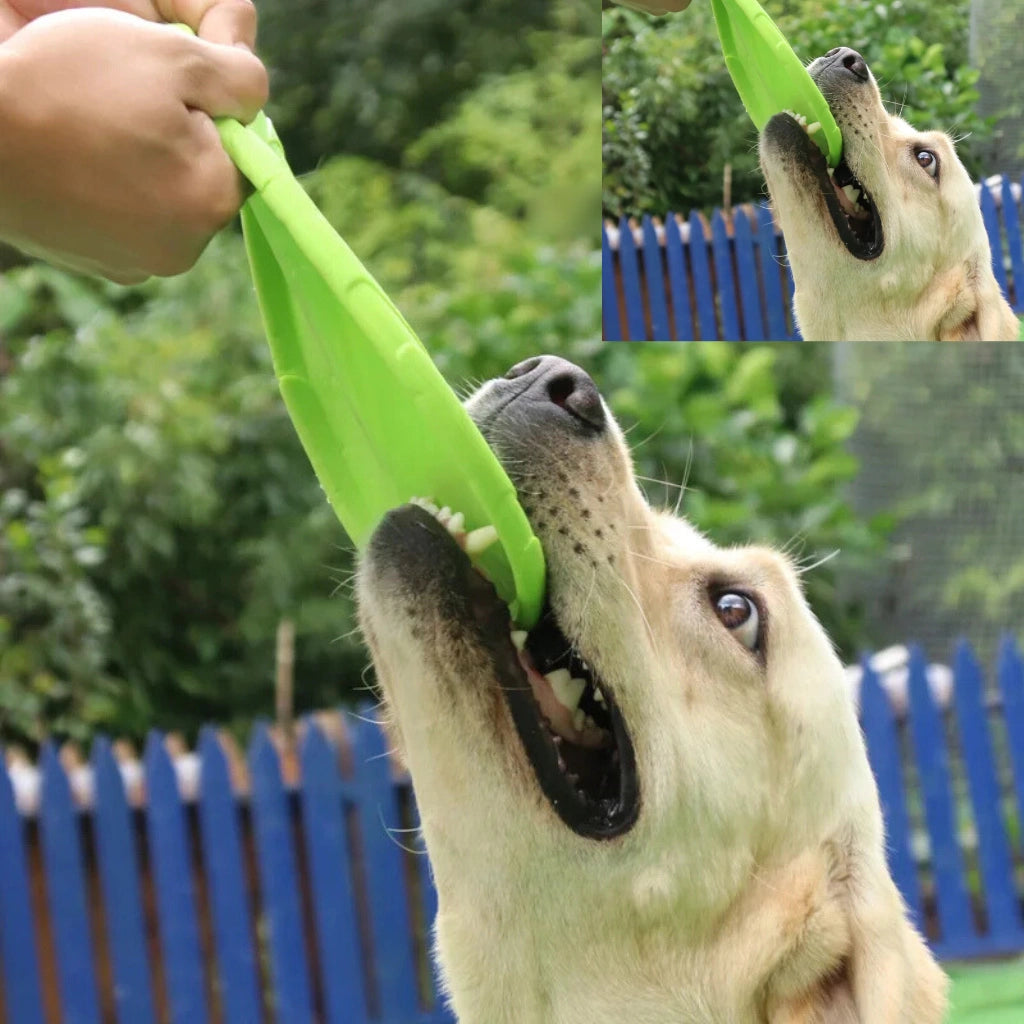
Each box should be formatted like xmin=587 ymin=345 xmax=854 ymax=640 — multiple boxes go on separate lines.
xmin=505 ymin=355 xmax=606 ymax=431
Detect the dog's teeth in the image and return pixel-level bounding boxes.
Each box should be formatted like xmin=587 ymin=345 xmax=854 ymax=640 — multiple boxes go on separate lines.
xmin=465 ymin=525 xmax=498 ymax=555
xmin=510 ymin=630 xmax=527 ymax=651
xmin=573 ymin=707 xmax=586 ymax=731
xmin=593 ymin=687 xmax=605 ymax=705
xmin=410 ymin=496 xmax=440 ymax=515
xmin=807 ymin=121 xmax=821 ymax=135
xmin=842 ymin=184 xmax=860 ymax=204
xmin=547 ymin=669 xmax=586 ymax=712
xmin=827 ymin=166 xmax=835 ymax=178
xmin=446 ymin=511 xmax=465 ymax=536
xmin=437 ymin=506 xmax=452 ymax=525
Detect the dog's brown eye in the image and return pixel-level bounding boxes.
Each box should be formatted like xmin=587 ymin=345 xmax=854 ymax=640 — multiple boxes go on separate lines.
xmin=714 ymin=593 xmax=761 ymax=651
xmin=915 ymin=148 xmax=939 ymax=179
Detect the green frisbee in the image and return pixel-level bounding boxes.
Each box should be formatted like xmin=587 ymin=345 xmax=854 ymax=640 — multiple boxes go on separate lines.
xmin=195 ymin=77 xmax=545 ymax=625
xmin=710 ymin=0 xmax=843 ymax=166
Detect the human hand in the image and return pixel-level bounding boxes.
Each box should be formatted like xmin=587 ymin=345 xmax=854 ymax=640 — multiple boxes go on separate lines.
xmin=0 ymin=0 xmax=258 ymax=46
xmin=0 ymin=7 xmax=267 ymax=281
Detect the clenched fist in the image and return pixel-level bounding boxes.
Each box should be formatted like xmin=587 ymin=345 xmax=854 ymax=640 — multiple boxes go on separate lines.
xmin=0 ymin=2 xmax=267 ymax=282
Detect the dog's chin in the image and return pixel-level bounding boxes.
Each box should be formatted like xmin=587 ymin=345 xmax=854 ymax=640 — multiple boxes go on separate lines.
xmin=368 ymin=503 xmax=640 ymax=841
xmin=763 ymin=112 xmax=884 ymax=262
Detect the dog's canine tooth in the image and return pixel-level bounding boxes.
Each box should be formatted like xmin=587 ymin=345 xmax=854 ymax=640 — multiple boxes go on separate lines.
xmin=465 ymin=525 xmax=498 ymax=555
xmin=807 ymin=121 xmax=821 ymax=135
xmin=510 ymin=630 xmax=528 ymax=651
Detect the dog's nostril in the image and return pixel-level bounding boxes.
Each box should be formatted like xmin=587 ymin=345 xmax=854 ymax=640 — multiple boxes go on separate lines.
xmin=824 ymin=47 xmax=841 ymax=57
xmin=546 ymin=371 xmax=605 ymax=430
xmin=841 ymin=50 xmax=868 ymax=81
xmin=505 ymin=357 xmax=544 ymax=381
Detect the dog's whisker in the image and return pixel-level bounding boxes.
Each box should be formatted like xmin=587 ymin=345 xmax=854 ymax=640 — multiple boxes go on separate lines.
xmin=793 ymin=549 xmax=841 ymax=575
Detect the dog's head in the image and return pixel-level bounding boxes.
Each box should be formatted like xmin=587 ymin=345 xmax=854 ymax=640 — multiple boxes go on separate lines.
xmin=359 ymin=356 xmax=872 ymax=888
xmin=759 ymin=47 xmax=1017 ymax=340
xmin=357 ymin=357 xmax=945 ymax=1021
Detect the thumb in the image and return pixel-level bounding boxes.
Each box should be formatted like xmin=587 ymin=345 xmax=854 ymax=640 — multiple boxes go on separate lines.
xmin=175 ymin=31 xmax=268 ymax=123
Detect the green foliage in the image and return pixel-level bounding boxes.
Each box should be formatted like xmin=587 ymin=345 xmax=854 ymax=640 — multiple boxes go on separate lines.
xmin=603 ymin=0 xmax=993 ymax=218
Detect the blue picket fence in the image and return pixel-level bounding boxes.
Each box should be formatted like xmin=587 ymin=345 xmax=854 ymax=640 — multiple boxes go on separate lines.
xmin=603 ymin=174 xmax=1024 ymax=340
xmin=2 ymin=638 xmax=1024 ymax=1022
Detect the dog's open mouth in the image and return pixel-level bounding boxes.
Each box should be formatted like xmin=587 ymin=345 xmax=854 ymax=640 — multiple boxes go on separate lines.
xmin=407 ymin=499 xmax=640 ymax=840
xmin=773 ymin=112 xmax=884 ymax=261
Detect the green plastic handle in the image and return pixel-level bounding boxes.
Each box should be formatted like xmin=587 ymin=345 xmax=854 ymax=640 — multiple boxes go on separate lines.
xmin=710 ymin=0 xmax=842 ymax=166
xmin=173 ymin=26 xmax=546 ymax=626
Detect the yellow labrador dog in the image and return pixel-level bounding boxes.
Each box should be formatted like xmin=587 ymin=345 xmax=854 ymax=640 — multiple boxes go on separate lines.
xmin=760 ymin=47 xmax=1018 ymax=341
xmin=358 ymin=356 xmax=947 ymax=1023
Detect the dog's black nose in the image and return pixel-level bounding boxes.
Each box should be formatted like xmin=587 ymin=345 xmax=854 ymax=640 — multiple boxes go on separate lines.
xmin=824 ymin=46 xmax=869 ymax=82
xmin=504 ymin=356 xmax=605 ymax=431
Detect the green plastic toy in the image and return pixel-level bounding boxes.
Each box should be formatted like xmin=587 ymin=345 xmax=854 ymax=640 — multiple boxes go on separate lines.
xmin=176 ymin=29 xmax=545 ymax=627
xmin=710 ymin=0 xmax=843 ymax=166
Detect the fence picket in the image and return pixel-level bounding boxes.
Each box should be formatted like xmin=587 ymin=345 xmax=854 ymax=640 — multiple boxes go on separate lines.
xmin=641 ymin=216 xmax=671 ymax=340
xmin=1001 ymin=176 xmax=1023 ymax=312
xmin=979 ymin=180 xmax=1009 ymax=298
xmin=38 ymin=744 xmax=103 ymax=1024
xmin=950 ymin=643 xmax=1023 ymax=947
xmin=196 ymin=728 xmax=263 ymax=1024
xmin=144 ymin=732 xmax=210 ymax=1024
xmin=91 ymin=739 xmax=157 ymax=1024
xmin=249 ymin=726 xmax=315 ymax=1024
xmin=348 ymin=711 xmax=421 ymax=1020
xmin=998 ymin=637 xmax=1024 ymax=846
xmin=0 ymin=752 xmax=45 ymax=1024
xmin=755 ymin=204 xmax=790 ymax=340
xmin=664 ymin=215 xmax=694 ymax=341
xmin=905 ymin=648 xmax=973 ymax=952
xmin=733 ymin=209 xmax=764 ymax=341
xmin=616 ymin=217 xmax=647 ymax=340
xmin=299 ymin=721 xmax=371 ymax=1024
xmin=858 ymin=661 xmax=924 ymax=928
xmin=711 ymin=211 xmax=741 ymax=340
xmin=688 ymin=211 xmax=718 ymax=340
xmin=601 ymin=225 xmax=622 ymax=341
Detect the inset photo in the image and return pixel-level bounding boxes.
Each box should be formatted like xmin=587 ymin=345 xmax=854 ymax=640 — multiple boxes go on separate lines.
xmin=602 ymin=0 xmax=1024 ymax=340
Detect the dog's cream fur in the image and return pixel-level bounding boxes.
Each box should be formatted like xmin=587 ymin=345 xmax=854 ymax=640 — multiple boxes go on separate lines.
xmin=760 ymin=51 xmax=1018 ymax=341
xmin=358 ymin=361 xmax=948 ymax=1023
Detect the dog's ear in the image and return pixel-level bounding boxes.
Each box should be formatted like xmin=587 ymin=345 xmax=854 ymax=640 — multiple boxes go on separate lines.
xmin=769 ymin=870 xmax=947 ymax=1023
xmin=939 ymin=281 xmax=1018 ymax=341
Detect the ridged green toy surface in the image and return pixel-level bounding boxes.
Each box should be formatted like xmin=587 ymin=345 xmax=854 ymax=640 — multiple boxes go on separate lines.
xmin=711 ymin=0 xmax=843 ymax=166
xmin=195 ymin=77 xmax=545 ymax=625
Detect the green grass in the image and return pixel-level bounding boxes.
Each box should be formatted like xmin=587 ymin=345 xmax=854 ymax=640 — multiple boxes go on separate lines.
xmin=947 ymin=957 xmax=1024 ymax=1023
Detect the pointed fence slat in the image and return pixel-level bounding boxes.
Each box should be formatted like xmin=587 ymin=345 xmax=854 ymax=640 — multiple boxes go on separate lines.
xmin=733 ymin=209 xmax=764 ymax=341
xmin=249 ymin=726 xmax=315 ymax=1024
xmin=616 ymin=218 xmax=647 ymax=340
xmin=601 ymin=225 xmax=622 ymax=341
xmin=38 ymin=745 xmax=102 ymax=1024
xmin=641 ymin=216 xmax=671 ymax=340
xmin=998 ymin=637 xmax=1024 ymax=844
xmin=711 ymin=211 xmax=741 ymax=341
xmin=951 ymin=643 xmax=1023 ymax=949
xmin=299 ymin=722 xmax=371 ymax=1024
xmin=0 ymin=755 xmax=45 ymax=1024
xmin=91 ymin=739 xmax=157 ymax=1024
xmin=1002 ymin=177 xmax=1024 ymax=312
xmin=904 ymin=648 xmax=973 ymax=952
xmin=979 ymin=180 xmax=1009 ymax=299
xmin=688 ymin=211 xmax=717 ymax=340
xmin=755 ymin=204 xmax=790 ymax=341
xmin=858 ymin=661 xmax=924 ymax=929
xmin=348 ymin=712 xmax=421 ymax=1021
xmin=144 ymin=733 xmax=210 ymax=1024
xmin=664 ymin=215 xmax=694 ymax=341
xmin=196 ymin=729 xmax=263 ymax=1024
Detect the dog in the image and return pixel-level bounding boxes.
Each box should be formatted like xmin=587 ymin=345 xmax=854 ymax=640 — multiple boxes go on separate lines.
xmin=759 ymin=47 xmax=1018 ymax=341
xmin=358 ymin=356 xmax=948 ymax=1023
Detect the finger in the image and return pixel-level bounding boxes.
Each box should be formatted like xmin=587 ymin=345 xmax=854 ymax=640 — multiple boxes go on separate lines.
xmin=156 ymin=0 xmax=257 ymax=48
xmin=177 ymin=33 xmax=268 ymax=123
